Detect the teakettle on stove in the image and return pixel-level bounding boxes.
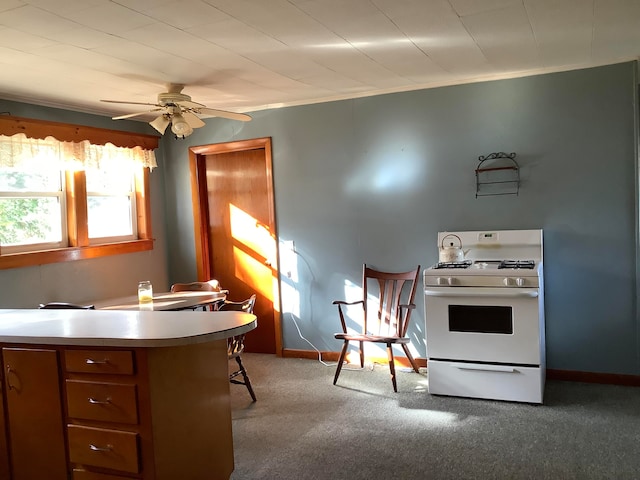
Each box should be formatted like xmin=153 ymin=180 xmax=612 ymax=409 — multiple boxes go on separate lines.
xmin=438 ymin=233 xmax=470 ymax=263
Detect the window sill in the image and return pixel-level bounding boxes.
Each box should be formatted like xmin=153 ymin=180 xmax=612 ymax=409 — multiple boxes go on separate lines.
xmin=0 ymin=239 xmax=154 ymax=270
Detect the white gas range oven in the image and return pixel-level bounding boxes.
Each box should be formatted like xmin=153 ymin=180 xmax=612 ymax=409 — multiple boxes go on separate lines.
xmin=423 ymin=229 xmax=545 ymax=403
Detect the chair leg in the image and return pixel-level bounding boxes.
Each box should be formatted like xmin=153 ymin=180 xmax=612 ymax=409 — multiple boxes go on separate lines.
xmin=386 ymin=343 xmax=398 ymax=393
xmin=401 ymin=344 xmax=420 ymax=373
xmin=358 ymin=341 xmax=365 ymax=368
xmin=333 ymin=341 xmax=349 ymax=385
xmin=234 ymin=355 xmax=257 ymax=402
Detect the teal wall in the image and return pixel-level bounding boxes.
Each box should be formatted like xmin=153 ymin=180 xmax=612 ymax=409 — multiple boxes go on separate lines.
xmin=0 ymin=61 xmax=637 ymax=376
xmin=162 ymin=62 xmax=639 ymax=375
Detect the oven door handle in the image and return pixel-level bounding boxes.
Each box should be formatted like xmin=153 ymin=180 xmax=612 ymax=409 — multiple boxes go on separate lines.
xmin=424 ymin=288 xmax=538 ymax=298
xmin=451 ymin=363 xmax=516 ymax=373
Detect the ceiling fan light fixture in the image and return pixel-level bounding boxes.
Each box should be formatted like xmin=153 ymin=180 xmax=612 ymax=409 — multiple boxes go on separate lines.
xmin=149 ymin=115 xmax=171 ymax=134
xmin=171 ymin=113 xmax=193 ymax=137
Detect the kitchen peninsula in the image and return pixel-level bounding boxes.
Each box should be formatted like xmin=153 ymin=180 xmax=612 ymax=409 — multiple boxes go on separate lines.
xmin=0 ymin=308 xmax=256 ymax=480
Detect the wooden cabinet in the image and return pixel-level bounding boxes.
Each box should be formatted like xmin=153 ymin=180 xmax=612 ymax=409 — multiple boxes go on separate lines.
xmin=0 ymin=379 xmax=10 ymax=480
xmin=72 ymin=469 xmax=131 ymax=480
xmin=0 ymin=308 xmax=255 ymax=480
xmin=2 ymin=347 xmax=67 ymax=480
xmin=64 ymin=349 xmax=142 ymax=478
xmin=141 ymin=340 xmax=234 ymax=480
xmin=0 ymin=341 xmax=234 ymax=480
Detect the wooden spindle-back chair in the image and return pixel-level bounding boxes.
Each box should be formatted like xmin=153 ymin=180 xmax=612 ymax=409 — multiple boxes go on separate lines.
xmin=333 ymin=264 xmax=421 ymax=392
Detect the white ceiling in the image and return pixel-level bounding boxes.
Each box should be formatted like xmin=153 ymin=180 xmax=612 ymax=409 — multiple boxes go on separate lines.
xmin=0 ymin=0 xmax=639 ymax=121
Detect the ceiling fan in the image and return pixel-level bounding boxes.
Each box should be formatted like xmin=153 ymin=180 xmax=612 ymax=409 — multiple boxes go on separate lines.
xmin=101 ymin=84 xmax=251 ymax=138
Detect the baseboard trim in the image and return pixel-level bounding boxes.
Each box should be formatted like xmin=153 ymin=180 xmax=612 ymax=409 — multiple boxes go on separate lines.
xmin=545 ymin=368 xmax=640 ymax=386
xmin=281 ymin=349 xmax=640 ymax=386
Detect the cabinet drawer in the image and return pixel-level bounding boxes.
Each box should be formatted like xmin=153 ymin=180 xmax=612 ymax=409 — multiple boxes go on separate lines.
xmin=68 ymin=425 xmax=140 ymax=473
xmin=72 ymin=468 xmax=130 ymax=479
xmin=66 ymin=380 xmax=138 ymax=424
xmin=427 ymin=360 xmax=544 ymax=403
xmin=65 ymin=350 xmax=135 ymax=375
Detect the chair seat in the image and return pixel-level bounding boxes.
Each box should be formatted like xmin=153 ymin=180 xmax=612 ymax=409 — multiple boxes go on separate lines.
xmin=334 ymin=333 xmax=410 ymax=344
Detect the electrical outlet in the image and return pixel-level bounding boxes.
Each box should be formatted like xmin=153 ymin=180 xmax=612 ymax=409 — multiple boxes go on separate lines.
xmin=283 ymin=240 xmax=295 ymax=252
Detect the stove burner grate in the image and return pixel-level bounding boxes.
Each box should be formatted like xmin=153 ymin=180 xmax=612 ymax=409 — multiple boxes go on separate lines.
xmin=499 ymin=260 xmax=535 ymax=269
xmin=434 ymin=260 xmax=473 ymax=269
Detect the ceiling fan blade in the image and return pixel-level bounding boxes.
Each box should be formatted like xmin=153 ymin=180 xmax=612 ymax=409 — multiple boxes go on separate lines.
xmin=112 ymin=108 xmax=164 ymax=120
xmin=101 ymin=99 xmax=160 ymax=107
xmin=182 ymin=111 xmax=206 ymax=129
xmin=193 ymin=107 xmax=252 ymax=122
xmin=177 ymin=100 xmax=205 ymax=109
xmin=149 ymin=115 xmax=171 ymax=134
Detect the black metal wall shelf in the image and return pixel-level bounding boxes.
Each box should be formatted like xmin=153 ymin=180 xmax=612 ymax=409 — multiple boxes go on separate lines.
xmin=475 ymin=152 xmax=519 ymax=198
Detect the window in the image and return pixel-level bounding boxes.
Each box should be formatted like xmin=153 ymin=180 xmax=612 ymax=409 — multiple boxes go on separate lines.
xmin=0 ymin=168 xmax=66 ymax=252
xmin=86 ymin=167 xmax=137 ymax=243
xmin=0 ymin=115 xmax=159 ymax=269
xmin=0 ymin=166 xmax=144 ymax=253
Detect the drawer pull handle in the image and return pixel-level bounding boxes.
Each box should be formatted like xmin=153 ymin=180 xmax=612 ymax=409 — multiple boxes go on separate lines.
xmin=454 ymin=364 xmax=516 ymax=373
xmin=89 ymin=444 xmax=113 ymax=452
xmin=85 ymin=358 xmax=109 ymax=365
xmin=88 ymin=396 xmax=112 ymax=405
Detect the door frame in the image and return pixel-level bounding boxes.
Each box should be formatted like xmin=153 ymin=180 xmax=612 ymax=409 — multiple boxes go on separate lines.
xmin=188 ymin=137 xmax=283 ymax=356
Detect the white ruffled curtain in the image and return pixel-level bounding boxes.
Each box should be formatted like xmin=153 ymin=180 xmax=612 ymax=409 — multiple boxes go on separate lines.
xmin=0 ymin=133 xmax=157 ymax=171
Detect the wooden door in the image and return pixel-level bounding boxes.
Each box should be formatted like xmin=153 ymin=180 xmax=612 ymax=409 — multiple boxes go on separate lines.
xmin=189 ymin=138 xmax=281 ymax=354
xmin=3 ymin=348 xmax=67 ymax=480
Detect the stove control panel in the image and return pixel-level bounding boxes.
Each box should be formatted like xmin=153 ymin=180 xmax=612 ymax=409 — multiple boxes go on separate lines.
xmin=424 ymin=273 xmax=539 ymax=288
xmin=503 ymin=277 xmax=527 ymax=287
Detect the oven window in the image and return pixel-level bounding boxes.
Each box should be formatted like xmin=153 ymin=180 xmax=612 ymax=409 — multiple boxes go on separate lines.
xmin=448 ymin=305 xmax=513 ymax=334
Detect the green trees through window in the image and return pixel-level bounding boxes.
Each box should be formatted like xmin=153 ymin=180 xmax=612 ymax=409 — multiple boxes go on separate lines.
xmin=0 ymin=170 xmax=60 ymax=247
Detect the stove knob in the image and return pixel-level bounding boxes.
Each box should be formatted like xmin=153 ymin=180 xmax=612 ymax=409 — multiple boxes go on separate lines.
xmin=437 ymin=277 xmax=446 ymax=286
xmin=447 ymin=277 xmax=455 ymax=286
xmin=516 ymin=278 xmax=525 ymax=287
xmin=503 ymin=277 xmax=513 ymax=286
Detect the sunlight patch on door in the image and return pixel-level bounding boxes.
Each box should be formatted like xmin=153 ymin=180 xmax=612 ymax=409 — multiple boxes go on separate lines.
xmin=233 ymin=244 xmax=274 ymax=302
xmin=229 ymin=203 xmax=276 ymax=264
xmin=228 ymin=202 xmax=280 ymax=311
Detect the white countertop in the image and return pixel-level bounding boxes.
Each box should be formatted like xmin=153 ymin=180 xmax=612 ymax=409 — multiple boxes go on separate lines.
xmin=0 ymin=309 xmax=257 ymax=347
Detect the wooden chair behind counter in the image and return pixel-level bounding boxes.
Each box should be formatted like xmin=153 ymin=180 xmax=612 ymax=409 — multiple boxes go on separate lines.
xmin=170 ymin=280 xmax=228 ymax=311
xmin=218 ymin=294 xmax=257 ymax=402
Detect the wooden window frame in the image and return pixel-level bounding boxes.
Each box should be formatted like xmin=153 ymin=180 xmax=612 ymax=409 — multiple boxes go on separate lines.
xmin=0 ymin=115 xmax=159 ymax=270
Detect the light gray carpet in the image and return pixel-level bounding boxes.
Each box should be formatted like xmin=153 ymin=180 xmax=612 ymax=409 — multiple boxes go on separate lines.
xmin=229 ymin=354 xmax=640 ymax=480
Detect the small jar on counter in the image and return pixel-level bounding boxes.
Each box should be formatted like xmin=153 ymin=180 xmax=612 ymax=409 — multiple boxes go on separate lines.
xmin=138 ymin=281 xmax=153 ymax=303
